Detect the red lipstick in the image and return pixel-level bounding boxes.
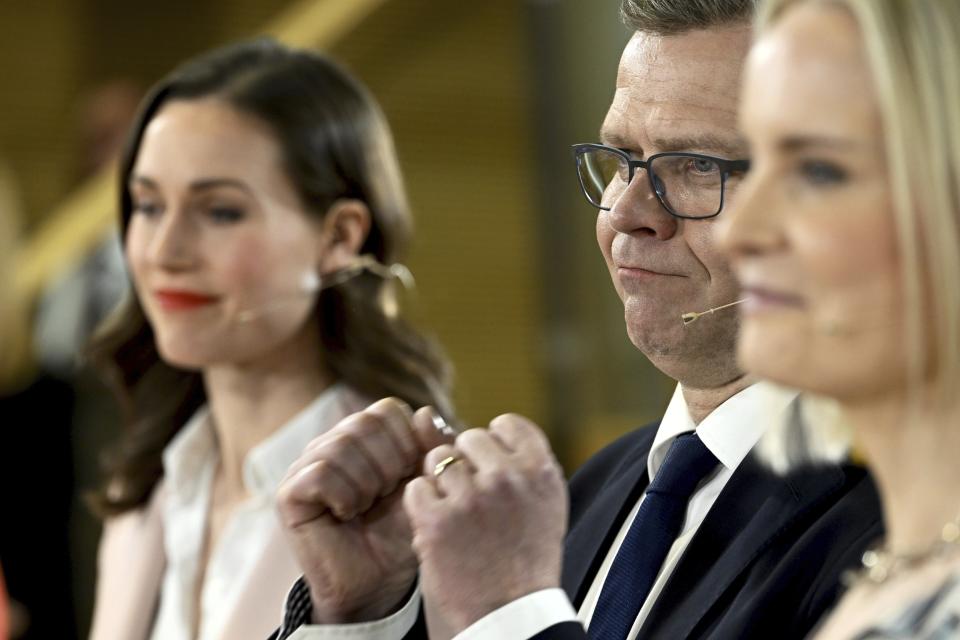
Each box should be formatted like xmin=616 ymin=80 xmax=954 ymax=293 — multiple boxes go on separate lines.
xmin=154 ymin=289 xmax=219 ymax=311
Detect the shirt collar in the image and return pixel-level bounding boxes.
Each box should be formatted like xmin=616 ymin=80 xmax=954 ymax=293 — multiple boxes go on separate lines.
xmin=648 ymin=382 xmax=800 ymax=480
xmin=162 ymin=383 xmax=364 ymax=503
xmin=163 ymin=404 xmax=216 ymax=505
xmin=243 ymin=383 xmax=358 ymax=499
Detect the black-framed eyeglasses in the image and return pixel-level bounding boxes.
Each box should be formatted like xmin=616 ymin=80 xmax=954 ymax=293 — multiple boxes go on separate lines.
xmin=572 ymin=143 xmax=750 ymax=219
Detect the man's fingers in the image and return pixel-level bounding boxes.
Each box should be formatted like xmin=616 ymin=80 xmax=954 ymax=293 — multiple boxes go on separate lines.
xmin=345 ymin=405 xmax=420 ymax=496
xmin=403 ymin=475 xmax=440 ymax=524
xmin=363 ymin=398 xmax=420 ymax=467
xmin=454 ymin=427 xmax=512 ymax=471
xmin=422 ymin=444 xmax=474 ymax=498
xmin=299 ymin=433 xmax=385 ymax=512
xmin=285 ymin=398 xmax=421 ymax=500
xmin=488 ymin=414 xmax=553 ymax=458
xmin=278 ymin=460 xmax=359 ymax=524
xmin=411 ymin=406 xmax=457 ymax=453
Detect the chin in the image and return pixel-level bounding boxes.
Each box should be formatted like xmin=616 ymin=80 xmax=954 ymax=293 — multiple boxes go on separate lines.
xmin=154 ymin=340 xmax=213 ymax=371
xmin=737 ymin=321 xmax=814 ymax=388
xmin=625 ymin=315 xmax=686 ymax=358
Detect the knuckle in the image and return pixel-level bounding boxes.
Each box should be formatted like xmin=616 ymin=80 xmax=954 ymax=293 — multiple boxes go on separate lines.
xmin=352 ymin=412 xmax=387 ymax=439
xmin=480 ymin=468 xmax=516 ymax=495
xmin=403 ymin=477 xmax=426 ymax=506
xmin=311 ymin=459 xmax=333 ymax=481
xmin=312 ymin=461 xmax=347 ymax=495
xmin=424 ymin=445 xmax=453 ymax=469
xmin=331 ymin=412 xmax=366 ymax=436
xmin=304 ymin=433 xmax=328 ymax=452
xmin=367 ymin=397 xmax=411 ymax=423
xmin=276 ymin=481 xmax=296 ymax=507
xmin=454 ymin=428 xmax=485 ymax=449
xmin=326 ymin=432 xmax=355 ymax=457
xmin=533 ymin=458 xmax=562 ymax=481
xmin=489 ymin=412 xmax=522 ymax=433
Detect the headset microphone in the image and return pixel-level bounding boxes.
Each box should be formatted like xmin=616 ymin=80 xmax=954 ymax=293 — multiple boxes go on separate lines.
xmin=234 ymin=255 xmax=415 ymax=324
xmin=681 ymin=299 xmax=747 ymax=326
xmin=235 ymin=271 xmax=323 ymax=323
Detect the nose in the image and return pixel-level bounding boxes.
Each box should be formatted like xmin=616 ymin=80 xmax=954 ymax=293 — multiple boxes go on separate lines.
xmin=714 ymin=166 xmax=784 ymax=260
xmin=148 ymin=209 xmax=197 ymax=271
xmin=605 ymin=168 xmax=679 ymax=240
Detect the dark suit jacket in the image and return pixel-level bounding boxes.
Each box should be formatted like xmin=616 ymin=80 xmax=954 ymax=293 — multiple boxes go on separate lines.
xmin=536 ymin=422 xmax=884 ymax=639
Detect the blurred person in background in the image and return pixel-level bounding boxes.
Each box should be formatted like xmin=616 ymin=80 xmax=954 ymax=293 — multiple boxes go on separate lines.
xmin=0 ymin=160 xmax=32 ymax=390
xmin=0 ymin=158 xmax=27 ymax=640
xmin=720 ymin=0 xmax=960 ymax=637
xmin=30 ymin=78 xmax=144 ymax=638
xmin=0 ymin=156 xmax=77 ymax=640
xmin=86 ymin=38 xmax=454 ymax=640
xmin=35 ymin=79 xmax=141 ymax=376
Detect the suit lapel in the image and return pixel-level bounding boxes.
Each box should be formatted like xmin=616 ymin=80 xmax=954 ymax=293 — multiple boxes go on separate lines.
xmin=562 ymin=428 xmax=656 ymax=608
xmin=640 ymin=455 xmax=847 ymax=638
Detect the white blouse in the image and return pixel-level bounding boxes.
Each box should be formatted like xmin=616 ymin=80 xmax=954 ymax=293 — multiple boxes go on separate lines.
xmin=149 ymin=383 xmax=361 ymax=640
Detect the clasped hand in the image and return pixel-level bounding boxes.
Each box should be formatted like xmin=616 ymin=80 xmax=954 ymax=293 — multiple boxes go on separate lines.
xmin=276 ymin=398 xmax=568 ymax=637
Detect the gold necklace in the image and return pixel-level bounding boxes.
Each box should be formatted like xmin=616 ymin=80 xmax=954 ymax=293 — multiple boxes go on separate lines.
xmin=845 ymin=515 xmax=960 ymax=586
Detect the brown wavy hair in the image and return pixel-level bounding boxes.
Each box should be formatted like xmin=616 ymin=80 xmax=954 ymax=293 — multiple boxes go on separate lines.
xmin=89 ymin=38 xmax=455 ymax=516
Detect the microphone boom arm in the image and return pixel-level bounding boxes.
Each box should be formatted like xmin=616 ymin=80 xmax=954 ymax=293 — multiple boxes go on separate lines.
xmin=681 ymin=299 xmax=747 ymax=326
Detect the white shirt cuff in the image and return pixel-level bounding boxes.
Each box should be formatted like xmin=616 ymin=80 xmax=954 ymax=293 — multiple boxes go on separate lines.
xmin=452 ymin=588 xmax=580 ymax=640
xmin=288 ymin=584 xmax=422 ymax=640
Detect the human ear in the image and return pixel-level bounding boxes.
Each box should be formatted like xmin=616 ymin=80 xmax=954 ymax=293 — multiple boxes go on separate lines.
xmin=317 ymin=198 xmax=372 ymax=274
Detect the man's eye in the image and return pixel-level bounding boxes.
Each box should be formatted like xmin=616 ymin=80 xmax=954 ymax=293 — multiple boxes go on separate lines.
xmin=800 ymin=161 xmax=848 ymax=185
xmin=691 ymin=158 xmax=719 ymax=174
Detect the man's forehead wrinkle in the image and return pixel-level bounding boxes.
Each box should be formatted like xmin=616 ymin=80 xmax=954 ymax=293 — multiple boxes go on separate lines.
xmin=604 ymin=95 xmax=740 ymax=148
xmin=617 ymin=63 xmax=741 ymax=107
xmin=618 ymin=37 xmax=744 ymax=103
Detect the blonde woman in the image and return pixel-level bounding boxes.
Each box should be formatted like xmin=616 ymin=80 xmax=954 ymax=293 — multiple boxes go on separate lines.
xmin=720 ymin=0 xmax=960 ymax=637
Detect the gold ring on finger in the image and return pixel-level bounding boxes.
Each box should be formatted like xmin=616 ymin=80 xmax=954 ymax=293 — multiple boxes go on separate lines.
xmin=433 ymin=455 xmax=460 ymax=477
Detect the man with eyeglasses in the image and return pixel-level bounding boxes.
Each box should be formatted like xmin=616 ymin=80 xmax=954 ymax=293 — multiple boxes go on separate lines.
xmin=273 ymin=1 xmax=882 ymax=639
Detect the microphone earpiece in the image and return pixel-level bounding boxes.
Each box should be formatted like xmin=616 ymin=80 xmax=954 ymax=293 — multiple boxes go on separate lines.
xmin=235 ymin=257 xmax=413 ymax=324
xmin=299 ymin=271 xmax=322 ymax=294
xmin=387 ymin=263 xmax=415 ymax=291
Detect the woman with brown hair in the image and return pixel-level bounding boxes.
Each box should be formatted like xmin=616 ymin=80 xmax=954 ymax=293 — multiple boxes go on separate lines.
xmin=87 ymin=38 xmax=454 ymax=640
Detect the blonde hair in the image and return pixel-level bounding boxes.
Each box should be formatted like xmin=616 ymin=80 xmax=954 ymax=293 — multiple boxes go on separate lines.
xmin=752 ymin=0 xmax=960 ymax=466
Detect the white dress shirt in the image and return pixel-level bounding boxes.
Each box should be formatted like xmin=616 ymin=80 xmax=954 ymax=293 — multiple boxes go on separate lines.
xmin=150 ymin=384 xmax=356 ymax=640
xmin=290 ymin=382 xmax=798 ymax=640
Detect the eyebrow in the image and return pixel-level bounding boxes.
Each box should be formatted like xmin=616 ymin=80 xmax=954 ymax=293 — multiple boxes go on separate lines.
xmin=776 ymin=135 xmax=863 ymax=153
xmin=598 ymin=128 xmax=747 ymax=158
xmin=598 ymin=127 xmax=632 ymax=150
xmin=651 ymin=135 xmax=747 ymax=157
xmin=129 ymin=175 xmax=255 ymax=195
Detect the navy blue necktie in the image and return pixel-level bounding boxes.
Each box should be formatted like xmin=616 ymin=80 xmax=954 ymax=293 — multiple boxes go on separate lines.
xmin=589 ymin=432 xmax=719 ymax=640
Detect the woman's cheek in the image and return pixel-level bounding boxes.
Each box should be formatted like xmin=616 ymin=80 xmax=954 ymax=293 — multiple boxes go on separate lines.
xmin=218 ymin=235 xmax=274 ymax=294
